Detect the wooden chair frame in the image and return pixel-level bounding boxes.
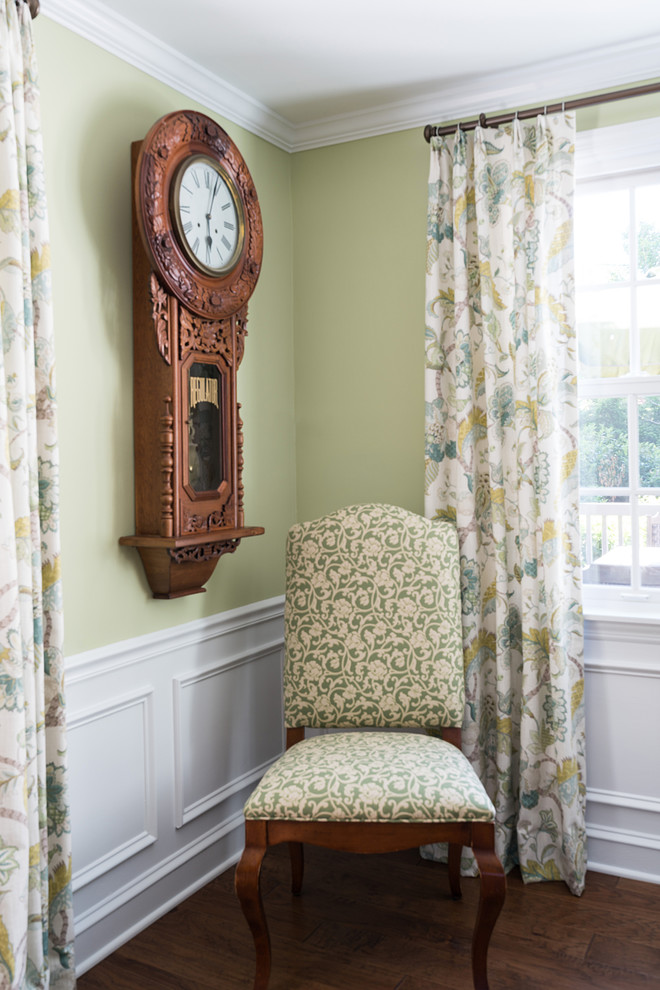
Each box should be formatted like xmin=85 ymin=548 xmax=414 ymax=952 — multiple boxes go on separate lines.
xmin=235 ymin=726 xmax=506 ymax=990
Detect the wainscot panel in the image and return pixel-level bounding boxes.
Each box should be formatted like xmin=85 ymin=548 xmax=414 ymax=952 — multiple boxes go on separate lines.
xmin=584 ymin=616 xmax=660 ymax=885
xmin=66 ymin=597 xmax=285 ymax=976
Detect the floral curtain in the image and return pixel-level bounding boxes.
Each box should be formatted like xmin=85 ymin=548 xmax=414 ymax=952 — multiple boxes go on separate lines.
xmin=424 ymin=113 xmax=587 ymax=894
xmin=0 ymin=1 xmax=75 ymax=985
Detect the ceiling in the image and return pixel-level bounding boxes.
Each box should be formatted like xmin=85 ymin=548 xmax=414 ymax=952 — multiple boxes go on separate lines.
xmin=41 ymin=0 xmax=660 ymax=150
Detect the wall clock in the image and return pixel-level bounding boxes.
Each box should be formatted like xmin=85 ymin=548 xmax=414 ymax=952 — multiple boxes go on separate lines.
xmin=120 ymin=110 xmax=264 ymax=599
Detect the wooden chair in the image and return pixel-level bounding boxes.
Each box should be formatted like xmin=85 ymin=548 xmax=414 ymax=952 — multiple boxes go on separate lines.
xmin=235 ymin=503 xmax=505 ymax=989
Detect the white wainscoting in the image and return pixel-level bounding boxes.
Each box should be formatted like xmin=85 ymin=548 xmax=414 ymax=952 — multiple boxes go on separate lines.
xmin=584 ymin=616 xmax=660 ymax=885
xmin=66 ymin=596 xmax=285 ymax=976
xmin=66 ymin=599 xmax=659 ymax=975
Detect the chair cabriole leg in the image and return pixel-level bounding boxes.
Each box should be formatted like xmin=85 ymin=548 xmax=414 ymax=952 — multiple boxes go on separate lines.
xmin=471 ymin=822 xmax=506 ymax=990
xmin=235 ymin=821 xmax=271 ymax=990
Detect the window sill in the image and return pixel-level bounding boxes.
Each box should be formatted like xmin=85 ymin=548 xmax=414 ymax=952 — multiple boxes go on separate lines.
xmin=584 ymin=607 xmax=660 ymax=627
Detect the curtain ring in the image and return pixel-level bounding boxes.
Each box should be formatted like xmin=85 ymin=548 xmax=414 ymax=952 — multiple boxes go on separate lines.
xmin=479 ymin=113 xmax=488 ymax=128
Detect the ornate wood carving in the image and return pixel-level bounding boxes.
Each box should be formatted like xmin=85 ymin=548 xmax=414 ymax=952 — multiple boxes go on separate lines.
xmin=182 ymin=510 xmax=219 ymax=535
xmin=150 ymin=273 xmax=171 ymax=364
xmin=159 ymin=397 xmax=174 ymax=537
xmin=183 ymin=513 xmax=208 ymax=535
xmin=135 ymin=110 xmax=263 ymax=320
xmin=179 ymin=307 xmax=233 ymax=363
xmin=169 ymin=539 xmax=240 ymax=564
xmin=237 ymin=404 xmax=245 ymax=517
xmin=236 ymin=310 xmax=248 ymax=367
xmin=182 ymin=501 xmax=235 ymax=535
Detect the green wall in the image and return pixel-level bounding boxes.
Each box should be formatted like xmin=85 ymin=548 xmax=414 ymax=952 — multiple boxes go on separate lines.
xmin=291 ymin=130 xmax=428 ymax=522
xmin=33 ymin=19 xmax=297 ymax=655
xmin=31 ymin=17 xmax=660 ymax=656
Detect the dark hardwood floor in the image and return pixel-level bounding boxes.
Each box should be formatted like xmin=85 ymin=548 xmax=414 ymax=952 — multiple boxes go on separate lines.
xmin=76 ymin=843 xmax=660 ymax=989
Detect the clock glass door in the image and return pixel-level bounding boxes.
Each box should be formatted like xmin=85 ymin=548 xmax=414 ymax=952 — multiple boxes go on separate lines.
xmin=187 ymin=361 xmax=223 ymax=492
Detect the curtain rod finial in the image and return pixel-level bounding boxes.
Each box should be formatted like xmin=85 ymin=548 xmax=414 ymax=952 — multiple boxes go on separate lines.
xmin=424 ymin=124 xmax=434 ymax=143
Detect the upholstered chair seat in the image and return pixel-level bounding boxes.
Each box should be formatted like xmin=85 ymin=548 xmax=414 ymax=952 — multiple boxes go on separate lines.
xmin=235 ymin=504 xmax=506 ymax=990
xmin=244 ymin=731 xmax=496 ymax=824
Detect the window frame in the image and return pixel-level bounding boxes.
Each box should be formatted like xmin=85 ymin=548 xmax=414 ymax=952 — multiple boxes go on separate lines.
xmin=576 ymin=118 xmax=660 ymax=619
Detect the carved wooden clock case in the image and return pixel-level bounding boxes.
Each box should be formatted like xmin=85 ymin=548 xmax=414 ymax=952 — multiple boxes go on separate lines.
xmin=120 ymin=110 xmax=264 ymax=598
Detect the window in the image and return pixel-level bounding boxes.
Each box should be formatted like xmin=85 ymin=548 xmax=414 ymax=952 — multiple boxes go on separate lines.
xmin=576 ymin=123 xmax=660 ymax=615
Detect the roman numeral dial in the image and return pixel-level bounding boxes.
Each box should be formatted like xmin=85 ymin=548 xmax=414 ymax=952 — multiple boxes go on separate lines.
xmin=174 ymin=155 xmax=243 ymax=275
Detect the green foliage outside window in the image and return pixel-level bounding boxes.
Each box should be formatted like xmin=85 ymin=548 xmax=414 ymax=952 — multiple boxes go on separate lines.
xmin=579 ymin=395 xmax=660 ymax=490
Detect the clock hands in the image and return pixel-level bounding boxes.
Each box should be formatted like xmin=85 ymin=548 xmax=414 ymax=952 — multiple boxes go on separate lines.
xmin=205 ymin=216 xmax=213 ymax=265
xmin=204 ymin=174 xmax=221 ymax=265
xmin=206 ymin=173 xmax=220 ymax=216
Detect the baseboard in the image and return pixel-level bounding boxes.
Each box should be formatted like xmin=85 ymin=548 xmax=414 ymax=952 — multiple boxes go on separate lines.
xmin=587 ymin=859 xmax=660 ymax=886
xmin=584 ymin=793 xmax=660 ymax=887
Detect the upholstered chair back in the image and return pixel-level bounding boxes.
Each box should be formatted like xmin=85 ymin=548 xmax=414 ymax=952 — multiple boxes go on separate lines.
xmin=284 ymin=503 xmax=465 ymax=730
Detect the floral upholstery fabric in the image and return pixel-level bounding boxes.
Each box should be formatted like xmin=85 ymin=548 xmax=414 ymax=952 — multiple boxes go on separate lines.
xmin=284 ymin=504 xmax=464 ymax=729
xmin=244 ymin=732 xmax=495 ymax=823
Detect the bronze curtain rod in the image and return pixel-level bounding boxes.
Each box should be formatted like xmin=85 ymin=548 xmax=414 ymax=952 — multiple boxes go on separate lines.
xmin=424 ymin=79 xmax=660 ymax=142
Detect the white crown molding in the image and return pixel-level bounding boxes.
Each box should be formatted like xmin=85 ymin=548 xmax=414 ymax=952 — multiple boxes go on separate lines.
xmin=40 ymin=0 xmax=660 ymax=152
xmin=39 ymin=0 xmax=296 ymax=151
xmin=297 ymin=34 xmax=660 ymax=151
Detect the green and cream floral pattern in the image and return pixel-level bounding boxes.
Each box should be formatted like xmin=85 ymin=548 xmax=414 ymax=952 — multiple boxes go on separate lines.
xmin=284 ymin=504 xmax=465 ymax=729
xmin=0 ymin=2 xmax=75 ymax=985
xmin=424 ymin=115 xmax=586 ymax=894
xmin=245 ymin=732 xmax=495 ymax=822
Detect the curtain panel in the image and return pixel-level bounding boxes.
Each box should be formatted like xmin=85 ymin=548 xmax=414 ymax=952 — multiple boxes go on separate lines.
xmin=424 ymin=113 xmax=587 ymax=894
xmin=0 ymin=1 xmax=75 ymax=985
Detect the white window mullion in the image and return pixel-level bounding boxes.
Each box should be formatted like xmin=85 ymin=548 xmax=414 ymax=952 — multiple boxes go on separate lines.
xmin=629 ymin=185 xmax=640 ymax=377
xmin=628 ymin=186 xmax=639 ymax=375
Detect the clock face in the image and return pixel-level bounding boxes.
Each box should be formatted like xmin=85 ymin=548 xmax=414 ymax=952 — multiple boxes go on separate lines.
xmin=173 ymin=155 xmax=244 ymax=275
xmin=137 ymin=110 xmax=262 ymax=317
